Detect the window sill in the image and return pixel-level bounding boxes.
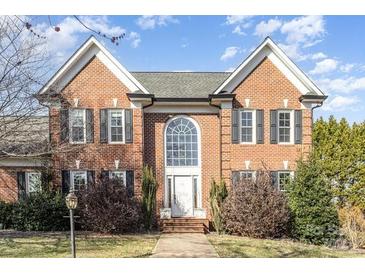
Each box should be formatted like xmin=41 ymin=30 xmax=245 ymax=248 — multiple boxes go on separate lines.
xmin=238 ymin=142 xmax=256 ymax=145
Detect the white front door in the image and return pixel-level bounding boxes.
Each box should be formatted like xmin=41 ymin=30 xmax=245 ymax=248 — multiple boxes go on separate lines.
xmin=172 ymin=175 xmax=193 ymax=217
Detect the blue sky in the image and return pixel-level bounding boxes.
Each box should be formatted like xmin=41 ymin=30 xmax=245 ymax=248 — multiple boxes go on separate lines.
xmin=29 ymin=15 xmax=365 ymax=123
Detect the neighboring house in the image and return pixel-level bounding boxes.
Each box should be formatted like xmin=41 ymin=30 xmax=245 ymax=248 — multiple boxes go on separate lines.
xmin=0 ymin=116 xmax=49 ymax=201
xmin=0 ymin=36 xmax=326 ymax=222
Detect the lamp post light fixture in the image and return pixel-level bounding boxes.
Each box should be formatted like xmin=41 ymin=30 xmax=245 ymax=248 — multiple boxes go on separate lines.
xmin=65 ymin=191 xmax=78 ymax=258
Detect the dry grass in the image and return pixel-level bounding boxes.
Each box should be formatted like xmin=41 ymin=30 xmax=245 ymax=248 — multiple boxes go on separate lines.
xmin=0 ymin=231 xmax=159 ymax=258
xmin=208 ymin=234 xmax=365 ymax=258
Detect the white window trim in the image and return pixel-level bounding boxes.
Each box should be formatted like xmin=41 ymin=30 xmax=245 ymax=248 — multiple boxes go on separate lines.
xmin=277 ymin=110 xmax=294 ymax=145
xmin=69 ymin=109 xmax=86 ymax=144
xmin=26 ymin=172 xmax=42 ymax=194
xmin=109 ymin=170 xmax=126 ymax=186
xmin=70 ymin=170 xmax=87 ymax=191
xmin=240 ymin=170 xmax=256 ymax=180
xmin=240 ymin=109 xmax=256 ymax=144
xmin=108 ymin=109 xmax=125 ymax=144
xmin=164 ymin=115 xmax=201 ymax=168
xmin=277 ymin=171 xmax=294 ymax=191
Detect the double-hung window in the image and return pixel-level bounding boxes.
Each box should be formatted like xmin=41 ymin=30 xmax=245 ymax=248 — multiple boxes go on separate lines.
xmin=70 ymin=109 xmax=86 ymax=143
xmin=277 ymin=171 xmax=291 ymax=191
xmin=278 ymin=111 xmax=291 ymax=143
xmin=109 ymin=109 xmax=124 ymax=143
xmin=110 ymin=171 xmax=126 ymax=186
xmin=240 ymin=171 xmax=255 ymax=181
xmin=70 ymin=171 xmax=87 ymax=191
xmin=26 ymin=172 xmax=41 ymax=194
xmin=240 ymin=110 xmax=255 ymax=144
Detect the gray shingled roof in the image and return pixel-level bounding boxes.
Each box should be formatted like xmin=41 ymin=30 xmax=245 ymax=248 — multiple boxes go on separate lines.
xmin=0 ymin=116 xmax=49 ymax=156
xmin=131 ymin=72 xmax=230 ymax=98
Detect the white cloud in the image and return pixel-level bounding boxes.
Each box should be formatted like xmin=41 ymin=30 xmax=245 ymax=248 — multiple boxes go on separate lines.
xmin=127 ymin=32 xmax=141 ymax=48
xmin=225 ymin=16 xmax=253 ymax=36
xmin=220 ymin=46 xmax=240 ymax=61
xmin=254 ymin=18 xmax=282 ymax=38
xmin=311 ymin=52 xmax=327 ymax=60
xmin=33 ymin=16 xmax=130 ymax=65
xmin=232 ymin=26 xmax=245 ymax=36
xmin=316 ymin=76 xmax=365 ymax=94
xmin=278 ymin=43 xmax=309 ymax=61
xmin=136 ymin=16 xmax=179 ymax=30
xmin=322 ymin=95 xmax=361 ymax=112
xmin=281 ymin=15 xmax=325 ymax=44
xmin=275 ymin=16 xmax=326 ymax=61
xmin=225 ymin=16 xmax=252 ymax=25
xmin=310 ymin=58 xmax=338 ymax=75
xmin=340 ymin=63 xmax=355 ymax=73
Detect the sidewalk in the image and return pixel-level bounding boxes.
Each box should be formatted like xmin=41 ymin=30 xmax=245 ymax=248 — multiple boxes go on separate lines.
xmin=150 ymin=233 xmax=219 ymax=258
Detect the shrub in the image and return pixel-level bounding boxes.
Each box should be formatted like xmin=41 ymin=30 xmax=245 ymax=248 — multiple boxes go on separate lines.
xmin=286 ymin=157 xmax=340 ymax=246
xmin=338 ymin=206 xmax=365 ymax=249
xmin=142 ymin=165 xmax=158 ymax=231
xmin=78 ymin=178 xmax=143 ymax=234
xmin=12 ymin=191 xmax=69 ymax=231
xmin=209 ymin=179 xmax=228 ymax=234
xmin=0 ymin=201 xmax=14 ymax=229
xmin=222 ymin=172 xmax=290 ymax=238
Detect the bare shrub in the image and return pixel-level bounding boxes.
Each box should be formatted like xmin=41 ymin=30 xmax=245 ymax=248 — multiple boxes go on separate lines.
xmin=78 ymin=177 xmax=143 ymax=234
xmin=222 ymin=171 xmax=290 ymax=238
xmin=338 ymin=206 xmax=365 ymax=249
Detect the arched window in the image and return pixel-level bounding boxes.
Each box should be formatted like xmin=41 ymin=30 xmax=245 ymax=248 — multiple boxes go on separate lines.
xmin=165 ymin=117 xmax=199 ymax=167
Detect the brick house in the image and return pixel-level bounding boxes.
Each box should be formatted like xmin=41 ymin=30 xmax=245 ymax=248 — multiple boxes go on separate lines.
xmin=0 ymin=36 xmax=326 ymax=223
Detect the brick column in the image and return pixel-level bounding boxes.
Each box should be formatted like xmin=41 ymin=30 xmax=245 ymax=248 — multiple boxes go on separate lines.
xmin=302 ymin=108 xmax=312 ymax=159
xmin=133 ymin=108 xmax=144 ymax=197
xmin=221 ymin=108 xmax=232 ymax=185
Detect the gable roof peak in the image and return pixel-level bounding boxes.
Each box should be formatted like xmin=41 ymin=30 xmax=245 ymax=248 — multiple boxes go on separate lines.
xmin=38 ymin=36 xmax=149 ymax=95
xmin=214 ymin=37 xmax=325 ymax=97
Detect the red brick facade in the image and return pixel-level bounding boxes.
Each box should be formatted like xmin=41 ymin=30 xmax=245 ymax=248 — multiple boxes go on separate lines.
xmin=0 ymin=45 xmax=314 ymax=222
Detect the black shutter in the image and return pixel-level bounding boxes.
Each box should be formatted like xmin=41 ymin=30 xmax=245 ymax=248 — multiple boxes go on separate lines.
xmin=294 ymin=110 xmax=302 ymax=144
xmin=86 ymin=109 xmax=94 ymax=143
xmin=270 ymin=110 xmax=278 ymax=144
xmin=87 ymin=170 xmax=95 ymax=184
xmin=100 ymin=109 xmax=108 ymax=143
xmin=256 ymin=109 xmax=264 ymax=144
xmin=61 ymin=170 xmax=70 ymax=195
xmin=231 ymin=171 xmax=240 ymax=186
xmin=60 ymin=109 xmax=69 ymax=143
xmin=101 ymin=170 xmax=110 ymax=181
xmin=270 ymin=171 xmax=278 ymax=189
xmin=126 ymin=170 xmax=134 ymax=197
xmin=17 ymin=172 xmax=26 ymax=200
xmin=125 ymin=109 xmax=133 ymax=144
xmin=232 ymin=109 xmax=239 ymax=144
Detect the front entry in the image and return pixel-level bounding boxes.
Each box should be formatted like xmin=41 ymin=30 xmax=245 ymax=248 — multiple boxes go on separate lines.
xmin=171 ymin=176 xmax=193 ymax=217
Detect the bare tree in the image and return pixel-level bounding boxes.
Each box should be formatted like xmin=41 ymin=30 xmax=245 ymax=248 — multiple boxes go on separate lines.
xmin=0 ymin=16 xmax=50 ymax=158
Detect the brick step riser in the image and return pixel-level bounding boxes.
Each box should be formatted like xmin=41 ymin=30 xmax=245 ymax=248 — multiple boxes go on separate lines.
xmin=162 ymin=220 xmax=207 ymax=224
xmin=163 ymin=228 xmax=205 ymax=233
xmin=163 ymin=225 xmax=205 ymax=229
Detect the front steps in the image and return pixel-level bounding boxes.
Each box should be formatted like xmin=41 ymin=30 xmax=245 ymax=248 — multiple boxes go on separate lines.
xmin=161 ymin=218 xmax=209 ymax=234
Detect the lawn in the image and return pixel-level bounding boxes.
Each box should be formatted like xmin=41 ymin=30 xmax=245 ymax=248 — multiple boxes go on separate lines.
xmin=208 ymin=234 xmax=365 ymax=258
xmin=0 ymin=231 xmax=159 ymax=258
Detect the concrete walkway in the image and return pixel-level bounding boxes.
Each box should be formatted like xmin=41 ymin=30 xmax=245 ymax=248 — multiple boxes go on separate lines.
xmin=150 ymin=233 xmax=219 ymax=258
